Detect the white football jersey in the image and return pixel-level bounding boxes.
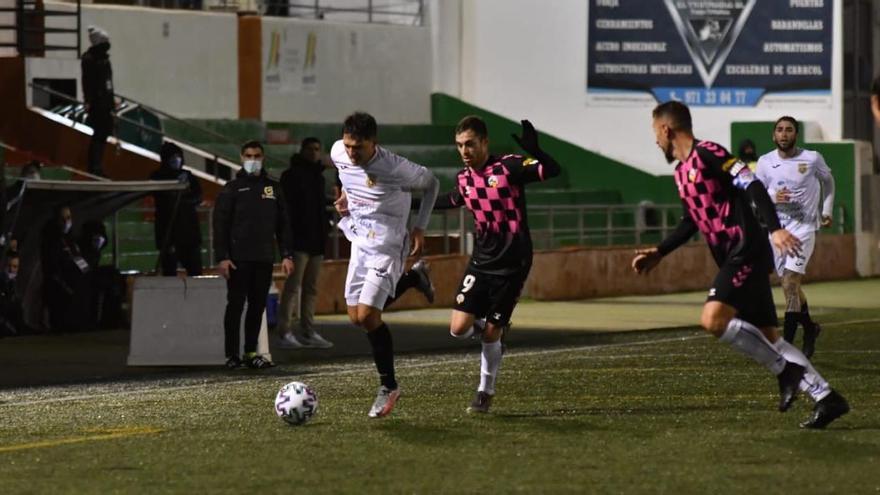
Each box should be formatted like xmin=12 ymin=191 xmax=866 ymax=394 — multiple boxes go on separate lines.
xmin=331 ymin=140 xmax=438 ymax=253
xmin=755 ymin=148 xmax=835 ymax=230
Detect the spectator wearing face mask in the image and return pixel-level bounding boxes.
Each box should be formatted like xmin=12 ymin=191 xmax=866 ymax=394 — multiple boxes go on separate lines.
xmin=151 ymin=141 xmax=203 ymax=276
xmin=213 ymin=140 xmax=294 ymax=369
xmin=0 ymin=251 xmax=22 ymax=336
xmin=41 ymin=206 xmax=91 ymax=332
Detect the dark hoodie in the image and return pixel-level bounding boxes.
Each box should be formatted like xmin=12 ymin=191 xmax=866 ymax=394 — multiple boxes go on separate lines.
xmin=212 ymin=168 xmax=293 ymax=263
xmin=280 ymin=153 xmax=330 ymax=255
xmin=150 ymin=142 xmax=203 ymax=249
xmin=81 ymin=42 xmax=114 ymax=113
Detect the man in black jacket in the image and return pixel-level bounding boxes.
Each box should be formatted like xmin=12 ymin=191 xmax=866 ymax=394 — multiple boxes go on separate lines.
xmin=0 ymin=251 xmax=22 ymax=336
xmin=213 ymin=141 xmax=294 ymax=369
xmin=81 ymin=26 xmax=115 ymax=177
xmin=151 ymin=141 xmax=203 ymax=276
xmin=277 ymin=137 xmax=333 ymax=349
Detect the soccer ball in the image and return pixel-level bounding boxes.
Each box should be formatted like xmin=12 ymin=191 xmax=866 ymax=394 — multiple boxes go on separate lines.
xmin=274 ymin=381 xmax=318 ymax=426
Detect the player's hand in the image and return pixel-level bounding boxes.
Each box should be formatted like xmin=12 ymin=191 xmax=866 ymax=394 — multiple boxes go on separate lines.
xmin=281 ymin=257 xmax=294 ymax=276
xmin=771 ymin=229 xmax=802 ymax=257
xmin=410 ymin=228 xmax=426 ymax=257
xmin=334 ymin=190 xmax=349 ymax=217
xmin=217 ymin=259 xmax=236 ymax=279
xmin=631 ymin=247 xmax=663 ymax=274
xmin=820 ymin=215 xmax=833 ymax=228
xmin=511 ymin=119 xmax=541 ymax=156
xmin=774 ymin=187 xmax=791 ymax=204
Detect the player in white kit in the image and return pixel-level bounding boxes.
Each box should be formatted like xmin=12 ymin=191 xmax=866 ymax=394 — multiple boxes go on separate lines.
xmin=332 ymin=112 xmax=439 ymax=418
xmin=755 ymin=116 xmax=835 ymax=358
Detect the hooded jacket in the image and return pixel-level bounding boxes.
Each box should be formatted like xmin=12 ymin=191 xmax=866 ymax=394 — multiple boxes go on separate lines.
xmin=212 ymin=168 xmax=293 ymax=263
xmin=280 ymin=154 xmax=330 ymax=255
xmin=151 ymin=142 xmax=202 ymax=249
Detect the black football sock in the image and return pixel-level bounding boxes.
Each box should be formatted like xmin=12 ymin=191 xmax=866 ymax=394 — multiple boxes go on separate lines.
xmin=783 ymin=312 xmax=799 ymax=343
xmin=800 ymin=300 xmax=814 ymax=327
xmin=366 ymin=323 xmax=397 ymax=390
xmin=383 ymin=270 xmax=418 ymax=309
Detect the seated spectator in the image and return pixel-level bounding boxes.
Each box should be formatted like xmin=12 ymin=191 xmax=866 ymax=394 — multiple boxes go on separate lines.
xmin=41 ymin=206 xmax=91 ymax=332
xmin=0 ymin=251 xmax=22 ymax=336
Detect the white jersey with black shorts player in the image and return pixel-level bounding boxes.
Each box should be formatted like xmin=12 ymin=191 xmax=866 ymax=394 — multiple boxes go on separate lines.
xmin=331 ymin=140 xmax=438 ymax=308
xmin=755 ymin=148 xmax=835 ymax=276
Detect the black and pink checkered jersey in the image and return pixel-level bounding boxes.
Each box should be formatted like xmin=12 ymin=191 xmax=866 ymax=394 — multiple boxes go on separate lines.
xmin=443 ymin=154 xmax=552 ymax=275
xmin=674 ymin=140 xmax=770 ymax=266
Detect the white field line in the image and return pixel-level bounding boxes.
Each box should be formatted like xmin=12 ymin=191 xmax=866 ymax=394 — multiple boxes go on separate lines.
xmin=1 ymin=334 xmax=704 ymax=408
xmin=2 ymin=316 xmax=877 ymax=408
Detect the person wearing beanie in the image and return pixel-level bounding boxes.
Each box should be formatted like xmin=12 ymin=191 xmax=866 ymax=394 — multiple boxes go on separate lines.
xmin=81 ymin=25 xmax=114 ymax=177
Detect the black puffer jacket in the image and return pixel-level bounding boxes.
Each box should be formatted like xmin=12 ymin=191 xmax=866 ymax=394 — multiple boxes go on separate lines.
xmin=213 ymin=169 xmax=293 ymax=263
xmin=81 ymin=42 xmax=114 ymax=112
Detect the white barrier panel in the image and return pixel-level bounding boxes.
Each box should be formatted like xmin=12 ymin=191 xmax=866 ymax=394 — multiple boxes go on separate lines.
xmin=128 ymin=276 xmax=271 ymax=366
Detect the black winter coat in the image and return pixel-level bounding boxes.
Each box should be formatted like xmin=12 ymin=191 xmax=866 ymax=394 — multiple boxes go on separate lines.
xmin=212 ymin=169 xmax=293 ymax=263
xmin=280 ymin=154 xmax=330 ymax=255
xmin=151 ymin=167 xmax=203 ymax=249
xmin=81 ymin=43 xmax=114 ymax=113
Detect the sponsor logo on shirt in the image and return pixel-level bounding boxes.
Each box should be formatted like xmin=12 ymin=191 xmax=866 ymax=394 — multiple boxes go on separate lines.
xmin=262 ymin=186 xmax=275 ymax=199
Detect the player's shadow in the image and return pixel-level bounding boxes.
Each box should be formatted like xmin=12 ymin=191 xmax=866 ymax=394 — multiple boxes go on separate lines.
xmin=370 ymin=421 xmax=472 ymax=445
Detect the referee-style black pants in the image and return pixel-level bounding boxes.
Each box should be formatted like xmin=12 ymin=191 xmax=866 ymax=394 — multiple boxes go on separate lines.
xmin=224 ymin=260 xmax=273 ymax=358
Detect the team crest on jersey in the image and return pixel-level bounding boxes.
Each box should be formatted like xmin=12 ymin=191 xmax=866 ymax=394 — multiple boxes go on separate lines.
xmin=366 ymin=174 xmax=377 ymax=188
xmin=798 ymin=163 xmax=808 ymax=174
xmin=456 ymin=293 xmax=465 ymax=304
xmin=487 ymin=176 xmax=499 ymax=188
xmin=688 ymin=169 xmax=698 ymax=183
xmin=523 ymin=158 xmax=538 ymax=167
xmin=262 ymin=186 xmax=275 ymax=199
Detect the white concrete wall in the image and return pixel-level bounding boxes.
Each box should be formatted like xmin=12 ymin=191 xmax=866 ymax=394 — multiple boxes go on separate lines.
xmin=260 ymin=17 xmax=431 ymax=123
xmin=446 ymin=0 xmax=844 ymax=176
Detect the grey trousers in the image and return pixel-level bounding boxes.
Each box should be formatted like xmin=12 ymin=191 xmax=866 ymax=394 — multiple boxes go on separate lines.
xmin=278 ymin=252 xmax=323 ymax=335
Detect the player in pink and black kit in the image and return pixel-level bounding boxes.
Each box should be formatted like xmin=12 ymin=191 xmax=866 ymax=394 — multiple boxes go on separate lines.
xmin=436 ymin=116 xmax=561 ymax=413
xmin=632 ymin=101 xmax=848 ymax=429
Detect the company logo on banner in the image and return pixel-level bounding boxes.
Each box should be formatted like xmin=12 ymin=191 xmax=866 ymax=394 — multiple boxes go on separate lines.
xmin=587 ymin=1 xmax=832 ymax=107
xmin=264 ymin=27 xmax=318 ymax=95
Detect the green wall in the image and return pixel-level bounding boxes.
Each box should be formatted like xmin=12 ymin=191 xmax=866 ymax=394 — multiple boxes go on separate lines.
xmin=431 ymin=93 xmax=679 ymax=205
xmin=731 ymin=122 xmax=856 ymax=233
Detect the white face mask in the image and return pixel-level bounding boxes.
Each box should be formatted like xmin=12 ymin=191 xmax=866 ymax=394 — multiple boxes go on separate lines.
xmin=5 ymin=270 xmax=16 ymax=280
xmin=242 ymin=159 xmax=262 ymax=175
xmin=63 ymin=220 xmax=73 ymax=234
xmin=93 ymin=235 xmax=107 ymax=250
xmin=169 ymin=155 xmax=183 ymax=170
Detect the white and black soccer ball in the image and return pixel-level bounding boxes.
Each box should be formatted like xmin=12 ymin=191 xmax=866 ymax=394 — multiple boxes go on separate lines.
xmin=274 ymin=381 xmax=318 ymax=426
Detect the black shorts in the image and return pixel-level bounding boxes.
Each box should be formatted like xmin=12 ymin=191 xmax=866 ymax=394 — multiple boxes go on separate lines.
xmin=708 ymin=256 xmax=778 ymax=328
xmin=453 ymin=266 xmax=529 ymax=326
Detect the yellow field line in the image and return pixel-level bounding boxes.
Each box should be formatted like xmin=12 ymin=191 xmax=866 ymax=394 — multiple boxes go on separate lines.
xmin=0 ymin=426 xmax=162 ymax=453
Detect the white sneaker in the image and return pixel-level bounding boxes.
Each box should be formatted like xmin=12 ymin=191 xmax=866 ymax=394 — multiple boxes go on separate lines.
xmin=278 ymin=333 xmax=306 ymax=349
xmin=367 ymin=386 xmax=401 ymax=418
xmin=302 ymin=331 xmax=334 ymax=349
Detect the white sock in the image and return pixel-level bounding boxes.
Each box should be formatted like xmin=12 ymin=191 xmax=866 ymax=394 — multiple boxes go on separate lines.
xmin=718 ymin=318 xmax=786 ymax=375
xmin=450 ymin=327 xmax=473 ymax=339
xmin=478 ymin=340 xmax=503 ymax=395
xmin=774 ymin=339 xmax=832 ymax=402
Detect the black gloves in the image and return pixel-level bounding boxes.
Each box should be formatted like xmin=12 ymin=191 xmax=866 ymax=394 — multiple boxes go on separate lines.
xmin=511 ymin=120 xmax=541 ymax=157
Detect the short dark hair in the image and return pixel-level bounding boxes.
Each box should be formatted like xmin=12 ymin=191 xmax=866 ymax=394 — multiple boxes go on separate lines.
xmin=774 ymin=116 xmax=799 ymax=134
xmin=872 ymin=75 xmax=880 ymax=98
xmin=300 ymin=137 xmax=321 ymax=151
xmin=652 ymin=101 xmax=692 ymax=132
xmin=454 ymin=115 xmax=489 ymax=140
xmin=240 ymin=140 xmax=264 ymax=154
xmin=342 ymin=112 xmax=378 ymax=140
